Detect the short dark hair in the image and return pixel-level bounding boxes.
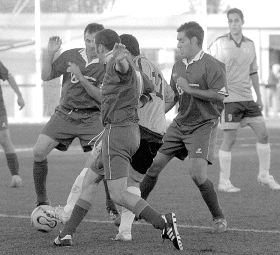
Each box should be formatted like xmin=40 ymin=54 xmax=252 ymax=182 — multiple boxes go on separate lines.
xmin=95 ymin=29 xmax=120 ymax=51
xmin=84 ymin=23 xmax=104 ymax=35
xmin=227 ymin=8 xmax=244 ymax=22
xmin=120 ymin=34 xmax=140 ymax=56
xmin=177 ymin=22 xmax=204 ymax=48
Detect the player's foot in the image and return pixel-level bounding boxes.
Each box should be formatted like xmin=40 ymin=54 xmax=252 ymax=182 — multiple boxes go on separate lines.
xmin=213 ymin=218 xmax=227 ymax=233
xmin=106 ymin=200 xmax=120 ymax=221
xmin=46 ymin=206 xmax=70 ymax=224
xmin=112 ymin=232 xmax=132 ymax=241
xmin=218 ymin=180 xmax=240 ymax=192
xmin=161 ymin=213 xmax=183 ymax=250
xmin=257 ymin=174 xmax=280 ymax=190
xmin=53 ymin=234 xmax=73 ymax=247
xmin=113 ymin=214 xmax=121 ymax=227
xmin=10 ymin=175 xmax=23 ymax=187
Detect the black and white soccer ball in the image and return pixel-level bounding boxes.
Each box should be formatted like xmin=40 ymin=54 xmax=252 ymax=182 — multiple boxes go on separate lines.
xmin=30 ymin=205 xmax=59 ymax=233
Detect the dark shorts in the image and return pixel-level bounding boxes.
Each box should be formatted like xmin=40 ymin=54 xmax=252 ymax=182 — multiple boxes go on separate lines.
xmin=220 ymin=101 xmax=263 ymax=129
xmin=41 ymin=109 xmax=103 ymax=152
xmin=102 ymin=124 xmax=140 ymax=180
xmin=159 ymin=120 xmax=219 ymax=164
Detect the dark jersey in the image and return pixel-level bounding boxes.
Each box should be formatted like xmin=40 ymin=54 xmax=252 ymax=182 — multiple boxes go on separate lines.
xmin=101 ymin=56 xmax=139 ymax=126
xmin=171 ymin=52 xmax=228 ymax=128
xmin=49 ymin=48 xmax=104 ymax=110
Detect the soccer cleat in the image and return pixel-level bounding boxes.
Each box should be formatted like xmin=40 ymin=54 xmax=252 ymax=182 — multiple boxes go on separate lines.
xmin=113 ymin=232 xmax=132 ymax=241
xmin=113 ymin=215 xmax=121 ymax=227
xmin=53 ymin=234 xmax=73 ymax=247
xmin=46 ymin=206 xmax=70 ymax=224
xmin=257 ymin=174 xmax=280 ymax=190
xmin=213 ymin=218 xmax=227 ymax=233
xmin=161 ymin=213 xmax=183 ymax=251
xmin=218 ymin=180 xmax=240 ymax=192
xmin=10 ymin=175 xmax=23 ymax=188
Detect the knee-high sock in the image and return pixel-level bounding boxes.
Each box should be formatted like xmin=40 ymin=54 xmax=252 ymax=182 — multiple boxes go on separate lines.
xmin=218 ymin=150 xmax=231 ymax=182
xmin=197 ymin=179 xmax=224 ymax=220
xmin=133 ymin=199 xmax=165 ymax=230
xmin=64 ymin=168 xmax=88 ymax=215
xmin=60 ymin=199 xmax=91 ymax=237
xmin=256 ymin=143 xmax=270 ymax=176
xmin=140 ymin=175 xmax=158 ymax=200
xmin=33 ymin=159 xmax=48 ymax=205
xmin=103 ymin=179 xmax=119 ymax=213
xmin=6 ymin=153 xmax=19 ymax=176
xmin=119 ymin=186 xmax=141 ymax=234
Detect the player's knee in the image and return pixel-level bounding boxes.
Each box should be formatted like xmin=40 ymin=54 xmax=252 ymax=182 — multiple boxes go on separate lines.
xmin=258 ymin=132 xmax=269 ymax=143
xmin=33 ymin=147 xmax=47 ymax=162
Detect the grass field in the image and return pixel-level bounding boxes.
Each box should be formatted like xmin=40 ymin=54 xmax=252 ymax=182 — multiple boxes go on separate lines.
xmin=1 ymin=122 xmax=280 ymax=255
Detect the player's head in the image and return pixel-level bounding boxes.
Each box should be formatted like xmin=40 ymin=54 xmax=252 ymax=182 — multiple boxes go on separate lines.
xmin=83 ymin=23 xmax=104 ymax=57
xmin=176 ymin=22 xmax=204 ymax=59
xmin=120 ymin=34 xmax=140 ymax=57
xmin=227 ymin=8 xmax=244 ymax=36
xmin=94 ymin=29 xmax=121 ymax=62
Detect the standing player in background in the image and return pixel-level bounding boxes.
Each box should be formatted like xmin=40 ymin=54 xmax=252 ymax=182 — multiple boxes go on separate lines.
xmin=0 ymin=61 xmax=25 ymax=187
xmin=54 ymin=29 xmax=183 ymax=251
xmin=140 ymin=21 xmax=228 ymax=233
xmin=32 ymin=23 xmax=119 ymax=219
xmin=208 ymin=8 xmax=280 ymax=192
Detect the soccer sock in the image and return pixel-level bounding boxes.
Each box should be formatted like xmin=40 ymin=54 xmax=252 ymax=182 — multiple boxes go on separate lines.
xmin=197 ymin=179 xmax=224 ymax=220
xmin=103 ymin=179 xmax=119 ymax=214
xmin=218 ymin=150 xmax=231 ymax=182
xmin=133 ymin=199 xmax=165 ymax=230
xmin=60 ymin=199 xmax=91 ymax=237
xmin=6 ymin=153 xmax=19 ymax=176
xmin=33 ymin=159 xmax=48 ymax=205
xmin=256 ymin=143 xmax=270 ymax=176
xmin=139 ymin=175 xmax=158 ymax=200
xmin=119 ymin=186 xmax=141 ymax=234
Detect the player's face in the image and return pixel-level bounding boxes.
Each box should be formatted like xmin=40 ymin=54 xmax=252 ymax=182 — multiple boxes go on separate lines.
xmin=228 ymin=13 xmax=243 ymax=36
xmin=95 ymin=42 xmax=106 ymax=63
xmin=84 ymin=31 xmax=97 ymax=57
xmin=177 ymin=31 xmax=192 ymax=59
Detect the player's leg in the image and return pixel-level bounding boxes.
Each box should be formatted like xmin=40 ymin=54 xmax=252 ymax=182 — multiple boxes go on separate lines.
xmin=188 ymin=120 xmax=226 ymax=232
xmin=218 ymin=103 xmax=242 ymax=192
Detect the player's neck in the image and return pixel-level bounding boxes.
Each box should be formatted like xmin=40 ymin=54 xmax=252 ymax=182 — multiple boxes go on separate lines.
xmin=230 ymin=32 xmax=243 ymax=43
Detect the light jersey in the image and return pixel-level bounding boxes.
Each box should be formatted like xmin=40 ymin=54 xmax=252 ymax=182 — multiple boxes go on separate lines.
xmin=49 ymin=48 xmax=104 ymax=110
xmin=208 ymin=33 xmax=258 ymax=102
xmin=101 ymin=55 xmax=139 ymax=126
xmin=134 ymin=55 xmax=174 ymax=135
xmin=171 ymin=50 xmax=228 ymax=128
xmin=0 ymin=61 xmax=9 ymax=108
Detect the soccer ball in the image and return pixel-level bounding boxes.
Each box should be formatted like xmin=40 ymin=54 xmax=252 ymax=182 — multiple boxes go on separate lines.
xmin=30 ymin=205 xmax=59 ymax=233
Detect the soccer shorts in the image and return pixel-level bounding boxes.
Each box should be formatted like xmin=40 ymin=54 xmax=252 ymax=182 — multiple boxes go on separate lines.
xmin=102 ymin=124 xmax=140 ymax=180
xmin=220 ymin=101 xmax=263 ymax=129
xmin=159 ymin=119 xmax=219 ymax=164
xmin=41 ymin=109 xmax=103 ymax=152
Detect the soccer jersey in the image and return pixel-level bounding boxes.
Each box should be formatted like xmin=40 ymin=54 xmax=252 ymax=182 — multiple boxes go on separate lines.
xmin=208 ymin=33 xmax=258 ymax=102
xmin=134 ymin=55 xmax=174 ymax=135
xmin=49 ymin=48 xmax=104 ymax=110
xmin=170 ymin=50 xmax=228 ymax=128
xmin=101 ymin=55 xmax=139 ymax=126
xmin=0 ymin=61 xmax=9 ymax=114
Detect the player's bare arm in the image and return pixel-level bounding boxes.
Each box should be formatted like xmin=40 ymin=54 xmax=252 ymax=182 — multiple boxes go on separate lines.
xmin=113 ymin=43 xmax=129 ymax=74
xmin=7 ymin=73 xmax=25 ymax=110
xmin=177 ymin=77 xmax=225 ymax=102
xmin=67 ymin=62 xmax=101 ymax=103
xmin=41 ymin=36 xmax=62 ymax=81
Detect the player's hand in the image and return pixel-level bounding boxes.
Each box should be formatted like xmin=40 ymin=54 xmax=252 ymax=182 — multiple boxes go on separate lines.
xmin=67 ymin=62 xmax=83 ymax=79
xmin=47 ymin=36 xmax=62 ymax=53
xmin=256 ymin=97 xmax=263 ymax=111
xmin=17 ymin=95 xmax=25 ymax=110
xmin=112 ymin=43 xmax=128 ymax=62
xmin=176 ymin=77 xmax=192 ymax=94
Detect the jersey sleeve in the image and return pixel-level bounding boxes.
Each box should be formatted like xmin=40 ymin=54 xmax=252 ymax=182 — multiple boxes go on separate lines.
xmin=49 ymin=51 xmax=68 ymax=79
xmin=206 ymin=59 xmax=228 ymax=97
xmin=0 ymin=61 xmax=9 ymax=81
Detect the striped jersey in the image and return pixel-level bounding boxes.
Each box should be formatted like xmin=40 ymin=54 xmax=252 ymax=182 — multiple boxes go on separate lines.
xmin=208 ymin=33 xmax=258 ymax=102
xmin=48 ymin=48 xmax=104 ymax=110
xmin=134 ymin=55 xmax=174 ymax=135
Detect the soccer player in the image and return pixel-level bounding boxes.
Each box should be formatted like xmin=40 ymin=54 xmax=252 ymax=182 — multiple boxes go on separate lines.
xmin=32 ymin=23 xmax=119 ymax=218
xmin=208 ymin=8 xmax=280 ymax=192
xmin=53 ymin=29 xmax=183 ymax=251
xmin=140 ymin=21 xmax=228 ymax=233
xmin=0 ymin=61 xmax=25 ymax=187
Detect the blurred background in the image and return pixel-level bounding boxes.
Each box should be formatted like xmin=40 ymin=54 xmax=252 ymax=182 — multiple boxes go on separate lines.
xmin=1 ymin=0 xmax=280 ymax=123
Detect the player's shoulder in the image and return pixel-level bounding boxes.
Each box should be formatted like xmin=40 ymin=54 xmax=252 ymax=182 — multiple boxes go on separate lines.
xmin=242 ymin=36 xmax=255 ymax=44
xmin=209 ymin=33 xmax=229 ymax=47
xmin=202 ymin=53 xmax=226 ymax=70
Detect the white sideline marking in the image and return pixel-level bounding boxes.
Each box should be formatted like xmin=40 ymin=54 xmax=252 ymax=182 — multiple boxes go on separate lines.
xmin=1 ymin=213 xmax=280 ymax=234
